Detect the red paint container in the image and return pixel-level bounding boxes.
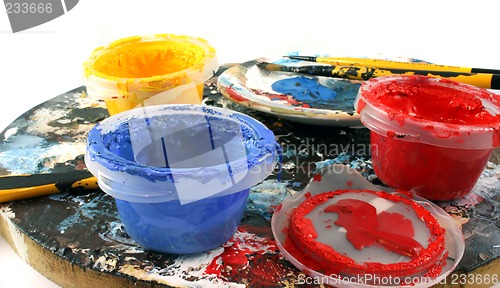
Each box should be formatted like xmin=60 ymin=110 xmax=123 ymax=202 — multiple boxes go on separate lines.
xmin=355 ymin=75 xmax=500 ymax=201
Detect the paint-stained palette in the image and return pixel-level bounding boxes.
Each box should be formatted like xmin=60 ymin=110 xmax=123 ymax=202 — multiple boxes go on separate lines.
xmin=0 ymin=65 xmax=499 ymax=287
xmin=217 ymin=58 xmax=364 ymax=127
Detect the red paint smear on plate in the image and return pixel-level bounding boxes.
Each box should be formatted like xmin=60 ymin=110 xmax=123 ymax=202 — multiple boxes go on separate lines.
xmin=325 ymin=199 xmax=423 ymax=257
xmin=225 ymin=86 xmax=249 ymax=102
xmin=249 ymin=88 xmax=310 ymax=108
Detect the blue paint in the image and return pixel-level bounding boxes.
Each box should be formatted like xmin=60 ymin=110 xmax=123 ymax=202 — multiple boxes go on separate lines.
xmin=52 ymin=193 xmax=115 ymax=232
xmin=313 ymin=152 xmax=353 ymax=172
xmin=247 ymin=179 xmax=290 ymax=220
xmin=115 ymin=189 xmax=249 ymax=254
xmin=85 ymin=105 xmax=280 ymax=254
xmin=271 ymin=76 xmax=337 ymax=109
xmin=0 ymin=134 xmax=89 ymax=175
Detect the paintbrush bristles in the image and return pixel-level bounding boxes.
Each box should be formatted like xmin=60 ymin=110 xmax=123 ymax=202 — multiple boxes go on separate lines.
xmin=257 ymin=61 xmax=363 ymax=79
xmin=283 ymin=55 xmax=317 ymax=62
xmin=256 ymin=62 xmax=285 ymax=72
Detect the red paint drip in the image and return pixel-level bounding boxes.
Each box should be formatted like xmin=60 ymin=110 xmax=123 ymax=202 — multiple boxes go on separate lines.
xmin=312 ymin=174 xmax=322 ymax=182
xmin=275 ymin=203 xmax=283 ymax=212
xmin=346 ymin=180 xmax=353 ymax=188
xmin=285 ymin=189 xmax=446 ymax=278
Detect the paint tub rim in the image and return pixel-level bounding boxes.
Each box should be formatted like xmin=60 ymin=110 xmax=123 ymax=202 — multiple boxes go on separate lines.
xmin=82 ymin=34 xmax=219 ymax=115
xmin=287 ymin=189 xmax=446 ymax=277
xmin=354 ymin=75 xmax=500 ymax=149
xmin=85 ymin=104 xmax=279 ymax=204
xmin=83 ymin=34 xmax=218 ymax=95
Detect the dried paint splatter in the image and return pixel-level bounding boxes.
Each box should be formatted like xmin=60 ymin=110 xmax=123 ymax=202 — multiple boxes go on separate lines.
xmin=116 ymin=226 xmax=292 ymax=288
xmin=205 ymin=225 xmax=289 ymax=287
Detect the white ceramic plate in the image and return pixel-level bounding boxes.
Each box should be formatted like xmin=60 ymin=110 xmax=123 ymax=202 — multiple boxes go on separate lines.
xmin=217 ymin=58 xmax=364 ymax=127
xmin=271 ymin=164 xmax=465 ymax=288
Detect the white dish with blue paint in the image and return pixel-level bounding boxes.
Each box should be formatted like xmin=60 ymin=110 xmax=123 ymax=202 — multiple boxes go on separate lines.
xmin=217 ymin=58 xmax=363 ymax=127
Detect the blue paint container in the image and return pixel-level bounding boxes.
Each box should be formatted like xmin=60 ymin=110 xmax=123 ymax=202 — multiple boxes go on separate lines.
xmin=85 ymin=104 xmax=279 ymax=254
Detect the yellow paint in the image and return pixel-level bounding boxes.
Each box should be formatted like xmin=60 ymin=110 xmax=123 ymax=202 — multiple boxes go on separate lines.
xmin=83 ymin=34 xmax=218 ymax=115
xmin=93 ymin=41 xmax=205 ymax=78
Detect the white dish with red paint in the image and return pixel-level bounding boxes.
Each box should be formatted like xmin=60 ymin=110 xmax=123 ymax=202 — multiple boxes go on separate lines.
xmin=271 ymin=164 xmax=465 ymax=287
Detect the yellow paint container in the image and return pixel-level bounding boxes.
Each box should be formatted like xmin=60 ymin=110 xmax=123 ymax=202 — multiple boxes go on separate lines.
xmin=83 ymin=34 xmax=218 ymax=115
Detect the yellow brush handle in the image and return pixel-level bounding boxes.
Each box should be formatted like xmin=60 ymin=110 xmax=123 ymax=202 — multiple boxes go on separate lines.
xmin=317 ymin=56 xmax=475 ymax=73
xmin=286 ymin=55 xmax=500 ymax=75
xmin=259 ymin=61 xmax=500 ymax=89
xmin=330 ymin=66 xmax=495 ymax=89
xmin=0 ymin=171 xmax=98 ymax=203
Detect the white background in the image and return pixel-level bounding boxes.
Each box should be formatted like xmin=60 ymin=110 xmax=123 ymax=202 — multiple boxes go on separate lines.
xmin=1 ymin=0 xmax=499 ymax=287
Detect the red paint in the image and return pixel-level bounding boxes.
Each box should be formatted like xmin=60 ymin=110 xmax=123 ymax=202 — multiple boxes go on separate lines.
xmin=357 ymin=75 xmax=500 ymax=201
xmin=312 ymin=174 xmax=322 ymax=182
xmin=249 ymin=88 xmax=310 ymax=108
xmin=346 ymin=180 xmax=353 ymax=188
xmin=355 ymin=98 xmax=366 ymax=113
xmin=386 ymin=130 xmax=396 ymax=138
xmin=371 ymin=132 xmax=493 ymax=200
xmin=362 ymin=76 xmax=499 ymax=125
xmin=275 ymin=203 xmax=283 ymax=212
xmin=205 ymin=224 xmax=289 ymax=286
xmin=225 ymin=86 xmax=249 ymax=102
xmin=325 ymin=199 xmax=422 ymax=257
xmin=285 ymin=189 xmax=446 ymax=278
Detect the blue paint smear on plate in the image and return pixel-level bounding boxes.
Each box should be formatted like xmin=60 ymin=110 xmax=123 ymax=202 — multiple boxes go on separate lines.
xmin=271 ymin=76 xmax=360 ymax=111
xmin=271 ymin=77 xmax=337 ymax=109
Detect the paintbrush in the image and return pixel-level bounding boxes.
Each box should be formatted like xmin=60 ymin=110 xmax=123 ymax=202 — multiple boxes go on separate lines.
xmin=284 ymin=55 xmax=500 ymax=75
xmin=0 ymin=170 xmax=98 ymax=203
xmin=256 ymin=61 xmax=500 ymax=89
